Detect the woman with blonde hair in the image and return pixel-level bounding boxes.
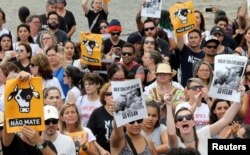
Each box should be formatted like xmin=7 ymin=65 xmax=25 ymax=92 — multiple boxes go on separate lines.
xmin=59 ymin=102 xmax=98 ymax=155
xmin=193 ymin=61 xmax=213 ymax=88
xmin=38 ymin=31 xmax=57 ymax=53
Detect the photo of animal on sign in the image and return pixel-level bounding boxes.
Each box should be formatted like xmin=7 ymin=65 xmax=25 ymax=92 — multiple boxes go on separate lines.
xmin=4 ymin=77 xmax=44 ymax=133
xmin=141 ymin=0 xmax=162 ymax=18
xmin=80 ymin=32 xmax=102 ymax=66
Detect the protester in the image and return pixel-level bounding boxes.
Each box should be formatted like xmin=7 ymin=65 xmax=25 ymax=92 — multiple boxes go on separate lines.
xmin=44 ymin=86 xmax=63 ymax=111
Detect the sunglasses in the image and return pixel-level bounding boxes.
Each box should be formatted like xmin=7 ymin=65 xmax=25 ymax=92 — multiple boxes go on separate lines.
xmin=206 ymin=45 xmax=218 ymax=49
xmin=105 ymin=92 xmax=112 ymax=96
xmin=189 ymin=85 xmax=204 ymax=91
xmin=45 ymin=119 xmax=58 ymax=125
xmin=63 ymin=74 xmax=67 ymax=77
xmin=175 ymin=114 xmax=193 ymax=122
xmin=30 ymin=63 xmax=38 ymax=67
xmin=144 ymin=40 xmax=155 ymax=45
xmin=144 ymin=27 xmax=155 ymax=32
xmin=129 ymin=119 xmax=143 ymax=124
xmin=99 ymin=26 xmax=107 ymax=30
xmin=245 ymin=72 xmax=250 ymax=76
xmin=111 ymin=32 xmax=121 ymax=36
xmin=0 ymin=126 xmax=3 ymax=130
xmin=122 ymin=52 xmax=133 ymax=56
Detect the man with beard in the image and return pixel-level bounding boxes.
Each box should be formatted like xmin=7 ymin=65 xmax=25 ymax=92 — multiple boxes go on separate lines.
xmin=41 ymin=105 xmax=76 ymax=155
xmin=177 ymin=29 xmax=205 ymax=87
xmin=40 ymin=0 xmax=67 ymax=32
xmin=47 ymin=11 xmax=68 ymax=44
xmin=120 ymin=43 xmax=145 ymax=82
xmin=202 ymin=35 xmax=220 ymax=70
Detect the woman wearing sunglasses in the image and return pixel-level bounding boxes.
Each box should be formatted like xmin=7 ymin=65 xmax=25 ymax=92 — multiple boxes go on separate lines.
xmin=141 ymin=36 xmax=159 ymax=56
xmin=165 ymin=84 xmax=245 ymax=155
xmin=141 ymin=101 xmax=169 ymax=154
xmin=176 ymin=78 xmax=210 ymax=130
xmin=59 ymin=102 xmax=99 ymax=155
xmin=111 ymin=116 xmax=157 ymax=155
xmin=14 ymin=42 xmax=32 ymax=73
xmin=87 ymin=82 xmax=115 ymax=154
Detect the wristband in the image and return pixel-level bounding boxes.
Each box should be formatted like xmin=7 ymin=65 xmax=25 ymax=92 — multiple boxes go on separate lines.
xmin=36 ymin=141 xmax=48 ymax=150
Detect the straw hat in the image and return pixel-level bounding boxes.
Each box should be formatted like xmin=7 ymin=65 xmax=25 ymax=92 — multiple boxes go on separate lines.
xmin=156 ymin=63 xmax=177 ymax=77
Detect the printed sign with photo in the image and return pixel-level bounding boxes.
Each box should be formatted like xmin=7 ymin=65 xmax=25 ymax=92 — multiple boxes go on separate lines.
xmin=111 ymin=79 xmax=148 ymax=127
xmin=80 ymin=32 xmax=102 ymax=66
xmin=141 ymin=0 xmax=162 ymax=18
xmin=169 ymin=1 xmax=196 ymax=36
xmin=209 ymin=55 xmax=247 ymax=102
xmin=4 ymin=77 xmax=44 ymax=133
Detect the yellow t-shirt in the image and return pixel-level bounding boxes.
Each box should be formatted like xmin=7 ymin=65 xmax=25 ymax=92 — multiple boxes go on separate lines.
xmin=67 ymin=131 xmax=89 ymax=155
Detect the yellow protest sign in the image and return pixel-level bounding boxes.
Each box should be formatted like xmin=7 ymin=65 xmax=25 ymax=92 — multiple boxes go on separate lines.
xmin=4 ymin=77 xmax=44 ymax=133
xmin=80 ymin=32 xmax=102 ymax=66
xmin=103 ymin=0 xmax=110 ymax=3
xmin=170 ymin=1 xmax=196 ymax=36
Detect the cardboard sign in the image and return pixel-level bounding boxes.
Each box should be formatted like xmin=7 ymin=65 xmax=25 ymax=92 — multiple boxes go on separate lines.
xmin=80 ymin=32 xmax=102 ymax=66
xmin=4 ymin=77 xmax=44 ymax=133
xmin=141 ymin=0 xmax=162 ymax=18
xmin=170 ymin=1 xmax=196 ymax=36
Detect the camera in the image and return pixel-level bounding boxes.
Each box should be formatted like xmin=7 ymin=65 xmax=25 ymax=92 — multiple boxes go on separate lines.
xmin=204 ymin=7 xmax=213 ymax=12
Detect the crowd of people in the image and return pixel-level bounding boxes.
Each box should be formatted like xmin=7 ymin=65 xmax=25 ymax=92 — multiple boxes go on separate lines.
xmin=0 ymin=0 xmax=250 ymax=155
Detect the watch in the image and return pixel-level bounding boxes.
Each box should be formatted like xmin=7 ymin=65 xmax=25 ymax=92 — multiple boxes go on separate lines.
xmin=36 ymin=141 xmax=48 ymax=150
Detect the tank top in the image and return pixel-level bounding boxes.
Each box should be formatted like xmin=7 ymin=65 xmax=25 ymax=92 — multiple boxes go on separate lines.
xmin=119 ymin=138 xmax=151 ymax=155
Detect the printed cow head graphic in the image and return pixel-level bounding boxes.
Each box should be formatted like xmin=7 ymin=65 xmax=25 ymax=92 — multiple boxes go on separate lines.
xmin=8 ymin=83 xmax=40 ymax=113
xmin=82 ymin=38 xmax=99 ymax=55
xmin=174 ymin=7 xmax=192 ymax=24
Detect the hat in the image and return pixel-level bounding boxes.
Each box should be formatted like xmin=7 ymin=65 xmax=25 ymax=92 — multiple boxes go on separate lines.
xmin=156 ymin=63 xmax=177 ymax=77
xmin=205 ymin=35 xmax=220 ymax=46
xmin=44 ymin=105 xmax=59 ymax=120
xmin=108 ymin=19 xmax=122 ymax=33
xmin=0 ymin=111 xmax=3 ymax=127
xmin=127 ymin=32 xmax=142 ymax=44
xmin=210 ymin=26 xmax=224 ymax=35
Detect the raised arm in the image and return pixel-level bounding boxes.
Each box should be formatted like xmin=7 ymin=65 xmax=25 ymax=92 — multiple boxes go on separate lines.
xmin=165 ymin=93 xmax=178 ymax=148
xmin=176 ymin=35 xmax=185 ymax=51
xmin=238 ymin=0 xmax=247 ymax=20
xmin=82 ymin=0 xmax=89 ymax=15
xmin=110 ymin=120 xmax=125 ymax=150
xmin=102 ymin=0 xmax=108 ymax=13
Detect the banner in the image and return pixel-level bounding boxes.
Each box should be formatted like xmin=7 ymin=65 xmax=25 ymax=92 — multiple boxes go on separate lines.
xmin=141 ymin=0 xmax=162 ymax=18
xmin=169 ymin=1 xmax=196 ymax=36
xmin=209 ymin=55 xmax=247 ymax=102
xmin=4 ymin=77 xmax=44 ymax=133
xmin=111 ymin=79 xmax=148 ymax=127
xmin=80 ymin=32 xmax=102 ymax=66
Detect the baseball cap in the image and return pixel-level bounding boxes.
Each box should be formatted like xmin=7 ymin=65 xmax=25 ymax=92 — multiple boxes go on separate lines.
xmin=127 ymin=32 xmax=142 ymax=44
xmin=44 ymin=105 xmax=59 ymax=120
xmin=210 ymin=26 xmax=224 ymax=35
xmin=205 ymin=35 xmax=220 ymax=46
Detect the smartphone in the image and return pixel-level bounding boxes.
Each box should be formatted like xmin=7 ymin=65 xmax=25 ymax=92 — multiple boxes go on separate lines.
xmin=204 ymin=7 xmax=213 ymax=12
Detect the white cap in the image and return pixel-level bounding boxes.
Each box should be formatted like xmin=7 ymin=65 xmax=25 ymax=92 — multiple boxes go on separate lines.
xmin=44 ymin=105 xmax=59 ymax=120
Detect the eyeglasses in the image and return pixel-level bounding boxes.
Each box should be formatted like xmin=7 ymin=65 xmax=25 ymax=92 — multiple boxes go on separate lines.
xmin=129 ymin=119 xmax=143 ymax=124
xmin=122 ymin=52 xmax=133 ymax=56
xmin=84 ymin=82 xmax=95 ymax=86
xmin=0 ymin=126 xmax=3 ymax=131
xmin=206 ymin=45 xmax=218 ymax=49
xmin=189 ymin=85 xmax=204 ymax=91
xmin=175 ymin=114 xmax=193 ymax=122
xmin=105 ymin=92 xmax=112 ymax=96
xmin=17 ymin=49 xmax=25 ymax=53
xmin=144 ymin=27 xmax=155 ymax=32
xmin=45 ymin=119 xmax=58 ymax=125
xmin=111 ymin=32 xmax=121 ymax=36
xmin=99 ymin=26 xmax=107 ymax=30
xmin=144 ymin=40 xmax=155 ymax=45
xmin=30 ymin=63 xmax=38 ymax=67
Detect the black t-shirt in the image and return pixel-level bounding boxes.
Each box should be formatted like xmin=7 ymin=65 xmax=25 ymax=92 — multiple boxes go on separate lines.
xmin=14 ymin=61 xmax=31 ymax=73
xmin=157 ymin=38 xmax=170 ymax=57
xmin=87 ymin=106 xmax=113 ymax=152
xmin=86 ymin=9 xmax=108 ymax=34
xmin=178 ymin=45 xmax=205 ymax=87
xmin=64 ymin=10 xmax=76 ymax=33
xmin=221 ymin=34 xmax=237 ymax=50
xmin=40 ymin=14 xmax=68 ymax=32
xmin=103 ymin=38 xmax=126 ymax=54
xmin=2 ymin=134 xmax=57 ymax=155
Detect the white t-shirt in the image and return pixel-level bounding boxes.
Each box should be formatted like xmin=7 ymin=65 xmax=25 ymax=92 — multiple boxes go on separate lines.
xmin=43 ymin=77 xmax=65 ymax=99
xmin=175 ymin=102 xmax=210 ymax=130
xmin=76 ymin=95 xmax=102 ymax=127
xmin=65 ymin=86 xmax=81 ymax=103
xmin=0 ymin=28 xmax=16 ymax=43
xmin=53 ymin=131 xmax=76 ymax=155
xmin=177 ymin=125 xmax=210 ymax=155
